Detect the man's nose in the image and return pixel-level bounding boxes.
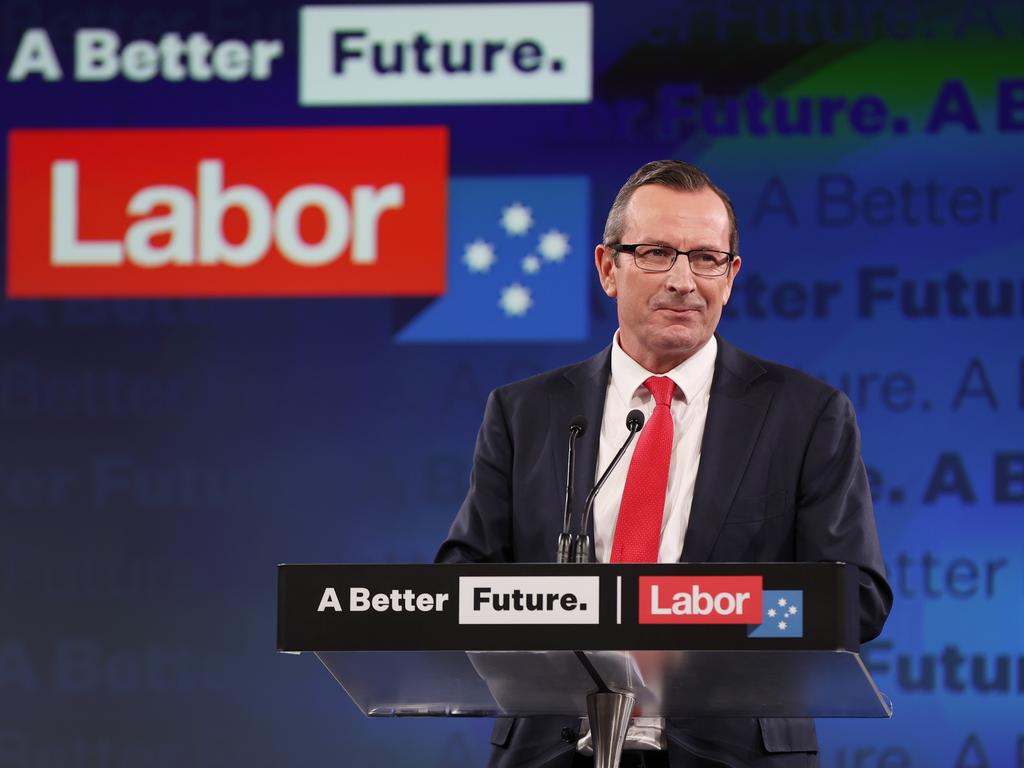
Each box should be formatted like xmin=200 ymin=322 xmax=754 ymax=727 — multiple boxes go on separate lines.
xmin=664 ymin=255 xmax=697 ymax=292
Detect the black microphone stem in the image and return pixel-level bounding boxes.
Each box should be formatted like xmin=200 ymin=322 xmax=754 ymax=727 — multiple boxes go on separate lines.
xmin=574 ymin=412 xmax=643 ymax=563
xmin=557 ymin=416 xmax=587 ymax=563
xmin=557 ymin=427 xmax=581 ymax=563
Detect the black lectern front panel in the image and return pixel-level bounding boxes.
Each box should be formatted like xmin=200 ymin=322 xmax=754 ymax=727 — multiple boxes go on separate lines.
xmin=278 ymin=562 xmax=859 ymax=651
xmin=277 ymin=563 xmax=891 ymax=719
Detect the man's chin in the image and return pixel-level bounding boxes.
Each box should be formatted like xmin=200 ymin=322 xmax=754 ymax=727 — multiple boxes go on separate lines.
xmin=649 ymin=329 xmax=709 ymax=359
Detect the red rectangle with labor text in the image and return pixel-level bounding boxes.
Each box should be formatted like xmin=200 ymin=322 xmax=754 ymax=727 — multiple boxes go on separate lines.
xmin=7 ymin=126 xmax=447 ymax=297
xmin=638 ymin=576 xmax=762 ymax=624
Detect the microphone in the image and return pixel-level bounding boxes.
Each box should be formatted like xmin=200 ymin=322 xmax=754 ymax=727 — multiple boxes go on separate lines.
xmin=557 ymin=415 xmax=588 ymax=563
xmin=573 ymin=409 xmax=644 ymax=563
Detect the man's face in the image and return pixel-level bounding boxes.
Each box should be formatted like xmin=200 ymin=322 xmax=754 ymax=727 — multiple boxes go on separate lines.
xmin=595 ymin=185 xmax=741 ymax=373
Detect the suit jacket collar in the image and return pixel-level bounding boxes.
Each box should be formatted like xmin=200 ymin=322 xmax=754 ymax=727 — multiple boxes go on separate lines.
xmin=683 ymin=334 xmax=773 ymax=561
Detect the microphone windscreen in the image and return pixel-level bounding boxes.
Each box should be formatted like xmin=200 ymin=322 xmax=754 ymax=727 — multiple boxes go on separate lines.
xmin=625 ymin=409 xmax=645 ymax=431
xmin=568 ymin=414 xmax=588 ymax=436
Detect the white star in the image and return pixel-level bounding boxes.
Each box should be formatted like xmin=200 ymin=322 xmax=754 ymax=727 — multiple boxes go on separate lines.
xmin=788 ymin=605 xmax=798 ymax=616
xmin=777 ymin=598 xmax=788 ymax=607
xmin=500 ymin=202 xmax=533 ymax=235
xmin=522 ymin=255 xmax=541 ymax=274
xmin=498 ymin=283 xmax=533 ymax=317
xmin=463 ymin=239 xmax=496 ymax=273
xmin=778 ymin=620 xmax=788 ymax=630
xmin=538 ymin=229 xmax=570 ymax=262
xmin=767 ymin=608 xmax=777 ymax=618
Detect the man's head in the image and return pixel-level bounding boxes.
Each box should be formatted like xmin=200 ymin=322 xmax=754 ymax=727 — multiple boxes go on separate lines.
xmin=595 ymin=160 xmax=741 ymax=373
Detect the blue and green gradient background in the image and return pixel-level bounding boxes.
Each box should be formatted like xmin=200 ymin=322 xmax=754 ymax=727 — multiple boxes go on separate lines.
xmin=1 ymin=1 xmax=1022 ymax=765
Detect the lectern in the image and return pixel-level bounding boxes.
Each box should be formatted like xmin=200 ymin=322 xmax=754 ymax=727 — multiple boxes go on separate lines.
xmin=277 ymin=562 xmax=891 ymax=767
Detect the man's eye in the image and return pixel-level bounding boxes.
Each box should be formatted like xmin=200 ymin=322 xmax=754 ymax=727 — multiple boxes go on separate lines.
xmin=693 ymin=251 xmax=722 ymax=264
xmin=639 ymin=247 xmax=671 ymax=259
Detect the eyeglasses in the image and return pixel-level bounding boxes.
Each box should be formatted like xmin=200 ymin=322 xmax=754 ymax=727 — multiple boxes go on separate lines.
xmin=610 ymin=243 xmax=735 ymax=276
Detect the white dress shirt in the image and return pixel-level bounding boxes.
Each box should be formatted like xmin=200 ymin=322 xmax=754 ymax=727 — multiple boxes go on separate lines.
xmin=593 ymin=332 xmax=717 ymax=564
xmin=579 ymin=332 xmax=718 ymax=754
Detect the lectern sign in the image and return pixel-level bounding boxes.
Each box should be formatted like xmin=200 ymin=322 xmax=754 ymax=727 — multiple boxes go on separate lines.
xmin=458 ymin=576 xmax=600 ymax=624
xmin=638 ymin=575 xmax=763 ymax=624
xmin=278 ymin=563 xmax=856 ymax=651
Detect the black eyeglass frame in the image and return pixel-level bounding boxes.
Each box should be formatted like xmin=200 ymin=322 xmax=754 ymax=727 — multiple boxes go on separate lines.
xmin=609 ymin=243 xmax=736 ymax=276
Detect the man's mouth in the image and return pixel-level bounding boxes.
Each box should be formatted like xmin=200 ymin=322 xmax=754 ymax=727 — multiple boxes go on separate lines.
xmin=655 ymin=305 xmax=702 ymax=314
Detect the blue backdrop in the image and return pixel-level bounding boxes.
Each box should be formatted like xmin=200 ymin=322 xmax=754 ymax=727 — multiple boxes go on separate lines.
xmin=1 ymin=1 xmax=1022 ymax=766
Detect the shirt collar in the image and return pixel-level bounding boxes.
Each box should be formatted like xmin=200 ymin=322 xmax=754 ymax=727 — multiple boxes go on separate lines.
xmin=610 ymin=332 xmax=718 ymax=405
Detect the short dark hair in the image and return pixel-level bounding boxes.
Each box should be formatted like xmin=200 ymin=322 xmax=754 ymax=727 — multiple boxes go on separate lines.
xmin=602 ymin=159 xmax=739 ymax=257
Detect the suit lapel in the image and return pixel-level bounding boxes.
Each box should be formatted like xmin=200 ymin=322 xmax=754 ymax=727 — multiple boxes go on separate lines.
xmin=548 ymin=347 xmax=610 ymax=559
xmin=683 ymin=336 xmax=773 ymax=562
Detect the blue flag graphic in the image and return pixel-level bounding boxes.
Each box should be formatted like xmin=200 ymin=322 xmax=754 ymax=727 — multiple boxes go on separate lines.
xmin=748 ymin=590 xmax=804 ymax=638
xmin=395 ymin=176 xmax=589 ymax=343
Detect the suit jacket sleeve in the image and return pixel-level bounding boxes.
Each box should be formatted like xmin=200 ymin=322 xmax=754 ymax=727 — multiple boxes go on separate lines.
xmin=436 ymin=388 xmax=514 ymax=564
xmin=795 ymin=388 xmax=892 ymax=642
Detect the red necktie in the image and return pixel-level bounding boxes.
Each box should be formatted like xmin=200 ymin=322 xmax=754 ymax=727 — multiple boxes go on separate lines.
xmin=611 ymin=376 xmax=676 ymax=563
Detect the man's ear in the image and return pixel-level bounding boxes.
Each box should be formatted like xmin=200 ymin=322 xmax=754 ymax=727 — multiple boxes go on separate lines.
xmin=722 ymin=255 xmax=741 ymax=304
xmin=595 ymin=244 xmax=617 ymax=297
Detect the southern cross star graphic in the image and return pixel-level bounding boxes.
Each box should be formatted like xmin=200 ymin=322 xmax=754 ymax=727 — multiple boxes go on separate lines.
xmin=498 ymin=283 xmax=533 ymax=317
xmin=463 ymin=239 xmax=496 ymax=273
xmin=473 ymin=217 xmax=571 ymax=319
xmin=749 ymin=590 xmax=804 ymax=639
xmin=500 ymin=202 xmax=533 ymax=235
xmin=395 ymin=176 xmax=588 ymax=343
xmin=538 ymin=229 xmax=570 ymax=262
xmin=521 ymin=255 xmax=541 ymax=274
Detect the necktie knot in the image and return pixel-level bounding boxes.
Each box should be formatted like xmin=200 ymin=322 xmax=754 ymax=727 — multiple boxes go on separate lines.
xmin=644 ymin=376 xmax=675 ymax=407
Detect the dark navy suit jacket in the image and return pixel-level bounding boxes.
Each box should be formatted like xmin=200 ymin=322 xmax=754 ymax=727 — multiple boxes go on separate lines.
xmin=437 ymin=336 xmax=892 ymax=768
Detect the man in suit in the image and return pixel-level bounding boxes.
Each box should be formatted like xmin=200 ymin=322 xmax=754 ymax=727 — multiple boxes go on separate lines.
xmin=437 ymin=160 xmax=892 ymax=768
